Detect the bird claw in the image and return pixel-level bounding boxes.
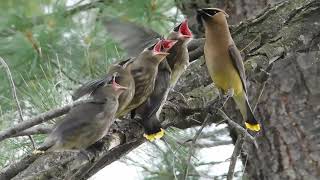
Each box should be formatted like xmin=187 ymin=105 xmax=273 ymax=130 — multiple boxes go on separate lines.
xmin=32 ymin=149 xmax=45 ymax=155
xmin=224 ymin=88 xmax=234 ymax=99
xmin=205 ymin=88 xmax=233 ymax=115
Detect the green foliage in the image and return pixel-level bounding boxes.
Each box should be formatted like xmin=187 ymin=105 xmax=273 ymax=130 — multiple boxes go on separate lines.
xmin=0 ymin=0 xmax=180 ymax=169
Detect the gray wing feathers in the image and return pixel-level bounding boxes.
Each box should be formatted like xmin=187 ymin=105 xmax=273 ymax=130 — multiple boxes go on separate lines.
xmin=228 ymin=44 xmax=247 ymax=93
xmin=104 ymin=18 xmax=160 ymax=57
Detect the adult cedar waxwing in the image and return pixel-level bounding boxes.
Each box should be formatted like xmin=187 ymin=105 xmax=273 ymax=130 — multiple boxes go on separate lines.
xmin=72 ymin=64 xmax=135 ymax=118
xmin=117 ymin=40 xmax=169 ymax=117
xmin=134 ymin=21 xmax=193 ymax=141
xmin=37 ymin=75 xmax=128 ymax=152
xmin=197 ymin=8 xmax=261 ymax=132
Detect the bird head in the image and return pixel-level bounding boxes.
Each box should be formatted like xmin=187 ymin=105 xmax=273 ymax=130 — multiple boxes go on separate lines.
xmin=111 ymin=73 xmax=128 ymax=95
xmin=174 ymin=19 xmax=193 ymax=39
xmin=161 ymin=39 xmax=178 ymax=52
xmin=168 ymin=19 xmax=193 ymax=42
xmin=196 ymin=8 xmax=229 ymax=27
xmin=145 ymin=40 xmax=170 ymax=62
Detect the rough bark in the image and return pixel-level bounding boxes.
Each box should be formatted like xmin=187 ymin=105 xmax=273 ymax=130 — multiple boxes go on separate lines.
xmin=1 ymin=0 xmax=320 ymax=179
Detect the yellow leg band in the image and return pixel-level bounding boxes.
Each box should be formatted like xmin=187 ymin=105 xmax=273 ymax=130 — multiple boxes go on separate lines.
xmin=245 ymin=122 xmax=261 ymax=132
xmin=143 ymin=128 xmax=165 ymax=142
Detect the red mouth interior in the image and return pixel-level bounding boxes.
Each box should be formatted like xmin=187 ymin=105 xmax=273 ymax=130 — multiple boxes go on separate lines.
xmin=162 ymin=40 xmax=177 ymax=51
xmin=179 ymin=20 xmax=192 ymax=37
xmin=112 ymin=77 xmax=122 ymax=90
xmin=153 ymin=41 xmax=162 ymax=53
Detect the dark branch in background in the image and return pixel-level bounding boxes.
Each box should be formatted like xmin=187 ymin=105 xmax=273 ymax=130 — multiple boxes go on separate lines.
xmin=0 ymin=57 xmax=35 ymax=149
xmin=0 ymin=0 xmax=106 ymax=38
xmin=227 ymin=135 xmax=244 ymax=180
xmin=0 ymin=99 xmax=94 ymax=142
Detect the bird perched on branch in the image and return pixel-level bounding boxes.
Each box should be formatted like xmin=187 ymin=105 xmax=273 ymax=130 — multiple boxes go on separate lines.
xmin=117 ymin=39 xmax=170 ymax=117
xmin=36 ymin=74 xmax=128 ymax=152
xmin=134 ymin=20 xmax=193 ymax=141
xmin=197 ymin=8 xmax=261 ymax=132
xmin=72 ymin=64 xmax=135 ymax=118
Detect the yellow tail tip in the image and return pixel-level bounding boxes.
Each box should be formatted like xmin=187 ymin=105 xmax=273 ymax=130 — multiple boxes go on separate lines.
xmin=143 ymin=128 xmax=165 ymax=142
xmin=245 ymin=122 xmax=261 ymax=132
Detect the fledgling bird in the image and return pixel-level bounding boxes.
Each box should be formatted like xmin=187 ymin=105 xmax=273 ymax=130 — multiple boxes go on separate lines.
xmin=37 ymin=75 xmax=127 ymax=152
xmin=117 ymin=40 xmax=169 ymax=117
xmin=133 ymin=39 xmax=177 ymax=141
xmin=72 ymin=64 xmax=135 ymax=118
xmin=134 ymin=21 xmax=193 ymax=141
xmin=166 ymin=19 xmax=193 ymax=87
xmin=197 ymin=8 xmax=261 ymax=132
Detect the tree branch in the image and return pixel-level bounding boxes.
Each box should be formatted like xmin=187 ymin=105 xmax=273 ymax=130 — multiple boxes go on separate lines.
xmin=1 ymin=0 xmax=318 ymax=179
xmin=0 ymin=57 xmax=35 ymax=149
xmin=0 ymin=99 xmax=94 ymax=142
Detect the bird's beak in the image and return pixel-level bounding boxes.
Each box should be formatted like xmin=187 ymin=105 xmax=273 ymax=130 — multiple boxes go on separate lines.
xmin=112 ymin=78 xmax=128 ymax=91
xmin=161 ymin=39 xmax=177 ymax=52
xmin=152 ymin=40 xmax=169 ymax=59
xmin=196 ymin=9 xmax=211 ymax=22
xmin=179 ymin=19 xmax=192 ymax=38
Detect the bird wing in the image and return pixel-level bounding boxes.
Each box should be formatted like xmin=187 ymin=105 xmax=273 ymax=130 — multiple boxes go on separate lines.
xmin=228 ymin=44 xmax=247 ymax=93
xmin=104 ymin=18 xmax=161 ymax=57
xmin=72 ymin=75 xmax=113 ymax=101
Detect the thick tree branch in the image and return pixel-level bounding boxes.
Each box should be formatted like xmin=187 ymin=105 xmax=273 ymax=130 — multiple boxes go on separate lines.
xmin=1 ymin=0 xmax=319 ymax=179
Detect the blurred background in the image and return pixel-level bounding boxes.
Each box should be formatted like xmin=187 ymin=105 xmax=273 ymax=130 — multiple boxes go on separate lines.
xmin=3 ymin=0 xmax=318 ymax=180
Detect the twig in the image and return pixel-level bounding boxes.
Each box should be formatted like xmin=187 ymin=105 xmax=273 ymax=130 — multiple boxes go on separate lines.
xmin=217 ymin=109 xmax=258 ymax=148
xmin=183 ymin=114 xmax=210 ymax=180
xmin=240 ymin=153 xmax=249 ymax=180
xmin=12 ymin=126 xmax=52 ymax=137
xmin=0 ymin=99 xmax=94 ymax=142
xmin=227 ymin=135 xmax=244 ymax=180
xmin=0 ymin=57 xmax=36 ymax=149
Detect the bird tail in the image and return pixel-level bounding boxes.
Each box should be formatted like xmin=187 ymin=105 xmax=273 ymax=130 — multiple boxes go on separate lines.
xmin=244 ymin=100 xmax=261 ymax=132
xmin=140 ymin=114 xmax=164 ymax=142
xmin=234 ymin=93 xmax=261 ymax=132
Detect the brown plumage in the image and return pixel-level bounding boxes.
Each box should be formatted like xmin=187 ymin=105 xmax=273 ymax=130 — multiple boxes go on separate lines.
xmin=197 ymin=8 xmax=261 ymax=131
xmin=134 ymin=21 xmax=193 ymax=141
xmin=72 ymin=63 xmax=135 ymax=118
xmin=38 ymin=76 xmax=127 ymax=151
xmin=117 ymin=40 xmax=169 ymax=117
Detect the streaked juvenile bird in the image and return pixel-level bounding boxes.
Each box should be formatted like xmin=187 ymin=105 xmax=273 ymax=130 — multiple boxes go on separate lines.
xmin=197 ymin=8 xmax=261 ymax=131
xmin=118 ymin=40 xmax=169 ymax=117
xmin=37 ymin=75 xmax=127 ymax=152
xmin=73 ymin=64 xmax=135 ymax=118
xmin=134 ymin=21 xmax=193 ymax=141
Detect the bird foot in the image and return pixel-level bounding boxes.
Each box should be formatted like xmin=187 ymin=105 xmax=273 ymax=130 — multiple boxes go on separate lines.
xmin=205 ymin=88 xmax=233 ymax=115
xmin=32 ymin=149 xmax=45 ymax=155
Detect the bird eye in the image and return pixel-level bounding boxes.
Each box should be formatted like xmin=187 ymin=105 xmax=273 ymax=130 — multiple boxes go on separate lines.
xmin=173 ymin=23 xmax=181 ymax=32
xmin=203 ymin=9 xmax=218 ymax=16
xmin=148 ymin=44 xmax=155 ymax=50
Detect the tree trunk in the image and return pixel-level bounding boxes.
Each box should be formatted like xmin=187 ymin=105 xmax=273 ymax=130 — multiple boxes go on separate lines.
xmin=1 ymin=0 xmax=319 ymax=179
xmin=179 ymin=1 xmax=320 ymax=179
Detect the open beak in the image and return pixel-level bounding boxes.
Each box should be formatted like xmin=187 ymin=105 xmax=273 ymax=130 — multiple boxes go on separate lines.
xmin=161 ymin=39 xmax=177 ymax=52
xmin=112 ymin=77 xmax=128 ymax=91
xmin=153 ymin=40 xmax=170 ymax=58
xmin=179 ymin=19 xmax=192 ymax=38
